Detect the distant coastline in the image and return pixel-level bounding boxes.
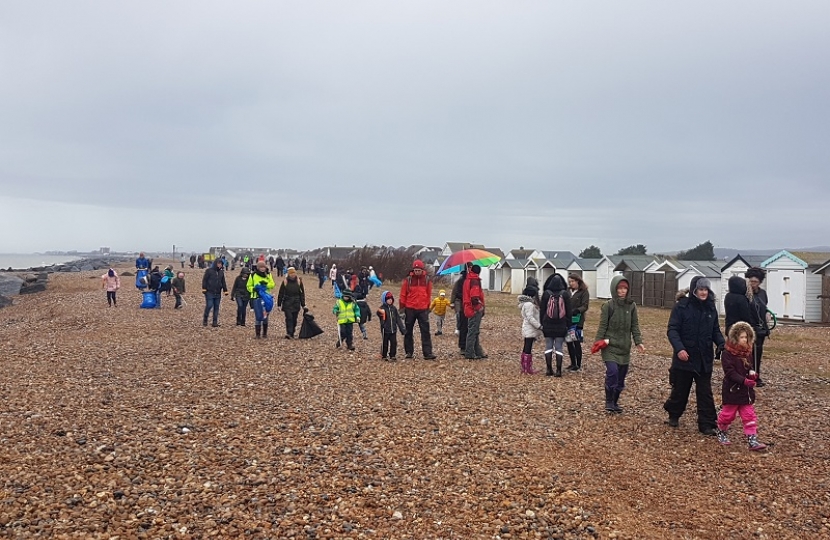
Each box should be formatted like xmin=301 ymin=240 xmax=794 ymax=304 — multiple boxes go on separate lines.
xmin=0 ymin=254 xmax=82 ymax=271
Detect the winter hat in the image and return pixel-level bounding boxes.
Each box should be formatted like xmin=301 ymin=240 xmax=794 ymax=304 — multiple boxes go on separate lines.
xmin=381 ymin=290 xmax=394 ymax=303
xmin=693 ymin=277 xmax=712 ymax=294
xmin=439 ymin=290 xmax=446 ymax=296
xmin=470 ymin=264 xmax=481 ymax=275
xmin=413 ymin=260 xmax=425 ymax=270
xmin=341 ymin=289 xmax=353 ymax=299
xmin=241 ymin=267 xmax=251 ymax=275
xmin=108 ymin=269 xmax=115 ymax=277
xmin=287 ymin=267 xmax=297 ymax=276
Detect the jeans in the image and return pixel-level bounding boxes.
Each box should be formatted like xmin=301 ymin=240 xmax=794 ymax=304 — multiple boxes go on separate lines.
xmin=404 ymin=308 xmax=433 ymax=357
xmin=663 ymin=368 xmax=717 ymax=431
xmin=203 ymin=293 xmax=220 ymax=324
xmin=465 ymin=310 xmax=485 ymax=358
xmin=235 ymin=297 xmax=248 ymax=325
xmin=544 ymin=337 xmax=565 ymax=356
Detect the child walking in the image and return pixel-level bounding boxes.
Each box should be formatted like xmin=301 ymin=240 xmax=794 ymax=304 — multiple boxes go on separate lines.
xmin=171 ymin=272 xmax=186 ymax=309
xmin=518 ymin=285 xmax=543 ymax=374
xmin=333 ymin=289 xmax=360 ymax=351
xmin=716 ymin=321 xmax=767 ymax=451
xmin=101 ymin=268 xmax=121 ymax=307
xmin=377 ymin=290 xmax=405 ymax=360
xmin=430 ymin=290 xmax=451 ymax=336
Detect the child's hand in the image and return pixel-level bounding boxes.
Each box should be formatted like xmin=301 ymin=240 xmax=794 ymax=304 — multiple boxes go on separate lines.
xmin=636 ymin=344 xmax=646 ymax=353
xmin=744 ymin=378 xmax=757 ymax=388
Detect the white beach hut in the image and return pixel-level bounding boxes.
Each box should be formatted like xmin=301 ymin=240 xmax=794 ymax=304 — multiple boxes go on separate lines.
xmin=718 ymin=255 xmax=769 ymax=314
xmin=761 ymin=251 xmax=829 ymax=323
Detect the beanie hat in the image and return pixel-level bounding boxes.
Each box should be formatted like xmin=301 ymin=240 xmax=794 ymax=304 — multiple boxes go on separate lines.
xmin=108 ymin=269 xmax=115 ymax=277
xmin=694 ymin=277 xmax=712 ymax=293
xmin=413 ymin=260 xmax=425 ymax=270
xmin=381 ymin=290 xmax=394 ymax=303
xmin=439 ymin=290 xmax=446 ymax=296
xmin=471 ymin=264 xmax=481 ymax=275
xmin=287 ymin=267 xmax=297 ymax=276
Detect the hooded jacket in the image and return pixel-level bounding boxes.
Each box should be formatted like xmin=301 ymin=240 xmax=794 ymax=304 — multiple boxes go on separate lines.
xmin=451 ymin=272 xmax=466 ymax=312
xmin=247 ymin=268 xmax=275 ymax=299
xmin=102 ymin=270 xmax=121 ymax=292
xmin=462 ymin=271 xmax=485 ymax=318
xmin=202 ymin=261 xmax=228 ymax=295
xmin=595 ymin=275 xmax=643 ymax=365
xmin=430 ymin=294 xmax=452 ymax=316
xmin=231 ymin=270 xmax=251 ymax=301
xmin=518 ymin=295 xmax=543 ymax=339
xmin=720 ymin=321 xmax=757 ymax=405
xmin=400 ymin=270 xmax=432 ymax=310
xmin=377 ymin=291 xmax=406 ymax=334
xmin=724 ymin=276 xmax=757 ymax=334
xmin=540 ymin=274 xmax=572 ymax=338
xmin=277 ymin=274 xmax=306 ymax=312
xmin=667 ymin=276 xmax=725 ymax=374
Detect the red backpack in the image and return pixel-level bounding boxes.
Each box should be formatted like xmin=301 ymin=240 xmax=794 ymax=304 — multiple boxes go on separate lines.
xmin=546 ymin=291 xmax=566 ymax=320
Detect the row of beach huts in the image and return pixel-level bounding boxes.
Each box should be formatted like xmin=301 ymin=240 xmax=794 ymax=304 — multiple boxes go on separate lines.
xmin=425 ymin=243 xmax=830 ymax=324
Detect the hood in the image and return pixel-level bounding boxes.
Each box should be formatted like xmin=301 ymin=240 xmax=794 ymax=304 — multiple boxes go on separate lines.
xmin=728 ymin=275 xmax=747 ymax=295
xmin=212 ymin=260 xmax=223 ymax=269
xmin=609 ymin=275 xmax=630 ymax=299
xmin=543 ymin=273 xmax=567 ymax=292
xmin=381 ymin=290 xmax=393 ymax=304
xmin=517 ymin=294 xmax=535 ymax=304
xmin=728 ymin=321 xmax=755 ymax=345
xmin=525 ymin=276 xmax=539 ymax=289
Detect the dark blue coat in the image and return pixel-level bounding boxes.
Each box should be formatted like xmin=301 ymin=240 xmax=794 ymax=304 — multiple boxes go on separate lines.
xmin=667 ymin=294 xmax=725 ymax=374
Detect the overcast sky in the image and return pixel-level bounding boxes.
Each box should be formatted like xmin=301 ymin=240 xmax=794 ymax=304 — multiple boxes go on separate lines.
xmin=1 ymin=1 xmax=828 ymax=255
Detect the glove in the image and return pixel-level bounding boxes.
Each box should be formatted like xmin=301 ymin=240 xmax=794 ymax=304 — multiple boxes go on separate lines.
xmin=590 ymin=339 xmax=610 ymax=355
xmin=744 ymin=378 xmax=757 ymax=388
xmin=715 ymin=344 xmax=724 ymax=360
xmin=747 ymin=370 xmax=757 ymax=380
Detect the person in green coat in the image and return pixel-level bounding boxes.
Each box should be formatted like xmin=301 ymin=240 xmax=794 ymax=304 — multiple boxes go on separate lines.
xmin=593 ymin=275 xmax=645 ymax=413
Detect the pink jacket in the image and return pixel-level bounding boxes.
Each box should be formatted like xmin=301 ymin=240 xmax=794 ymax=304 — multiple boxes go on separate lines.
xmin=102 ymin=273 xmax=121 ymax=292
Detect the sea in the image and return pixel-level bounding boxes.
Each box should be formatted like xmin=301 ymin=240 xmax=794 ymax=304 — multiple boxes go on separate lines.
xmin=0 ymin=254 xmax=82 ymax=270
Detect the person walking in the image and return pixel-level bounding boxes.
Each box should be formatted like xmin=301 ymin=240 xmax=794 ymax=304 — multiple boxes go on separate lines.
xmin=724 ymin=275 xmax=756 ymax=335
xmin=333 ymin=289 xmax=359 ymax=351
xmin=715 ymin=321 xmax=768 ymax=451
xmin=540 ymin=274 xmax=572 ymax=376
xmin=171 ymin=271 xmax=186 ymax=309
xmin=450 ymin=267 xmax=468 ymax=353
xmin=593 ymin=275 xmax=645 ymax=413
xmin=247 ymin=260 xmax=275 ymax=338
xmin=277 ymin=267 xmax=306 ymax=339
xmin=201 ymin=259 xmax=228 ymax=327
xmin=301 ymin=258 xmax=307 ymax=274
xmin=316 ymin=264 xmax=327 ymax=289
xmin=231 ymin=267 xmax=252 ymax=326
xmin=462 ymin=265 xmax=487 ymax=359
xmin=399 ymin=260 xmax=436 ymax=360
xmin=566 ymin=274 xmax=590 ymax=371
xmin=664 ymin=277 xmax=725 ymax=433
xmin=429 ymin=290 xmax=452 ymax=336
xmin=101 ymin=268 xmax=121 ymax=307
xmin=329 ymin=264 xmax=338 ymax=293
xmin=745 ymin=267 xmax=771 ymax=387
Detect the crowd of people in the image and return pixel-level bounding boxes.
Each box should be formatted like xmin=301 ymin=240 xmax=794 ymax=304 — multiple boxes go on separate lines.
xmin=120 ymin=252 xmax=773 ymax=451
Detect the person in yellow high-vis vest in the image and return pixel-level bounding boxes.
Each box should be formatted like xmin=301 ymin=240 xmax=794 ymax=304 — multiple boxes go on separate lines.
xmin=333 ymin=289 xmax=360 ymax=351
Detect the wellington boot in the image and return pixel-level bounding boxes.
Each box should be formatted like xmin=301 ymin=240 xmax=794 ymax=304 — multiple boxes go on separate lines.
xmin=255 ymin=325 xmax=261 ymax=339
xmin=545 ymin=352 xmax=554 ymax=376
xmin=525 ymin=353 xmax=539 ymax=375
xmin=262 ymin=321 xmax=268 ymax=339
xmin=554 ymin=352 xmax=563 ymax=377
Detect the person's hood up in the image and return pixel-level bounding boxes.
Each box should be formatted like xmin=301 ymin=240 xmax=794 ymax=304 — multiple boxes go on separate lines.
xmin=107 ymin=268 xmax=116 ymax=277
xmin=610 ymin=275 xmax=631 ymax=301
xmin=728 ymin=321 xmax=755 ymax=346
xmin=381 ymin=290 xmax=394 ymax=304
xmin=544 ymin=273 xmax=567 ymax=293
xmin=212 ymin=259 xmax=222 ymax=269
xmin=526 ymin=276 xmax=539 ymax=289
xmin=728 ymin=275 xmax=747 ymax=295
xmin=517 ymin=294 xmax=534 ymax=304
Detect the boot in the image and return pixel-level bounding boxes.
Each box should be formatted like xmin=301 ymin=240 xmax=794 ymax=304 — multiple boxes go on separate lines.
xmin=717 ymin=429 xmax=731 ymax=445
xmin=566 ymin=355 xmax=578 ymax=371
xmin=255 ymin=325 xmax=261 ymax=339
xmin=520 ymin=353 xmax=529 ymax=374
xmin=747 ymin=434 xmax=767 ymax=451
xmin=262 ymin=321 xmax=268 ymax=339
xmin=611 ymin=389 xmax=623 ymax=413
xmin=525 ymin=353 xmax=539 ymax=375
xmin=545 ymin=351 xmax=554 ymax=376
xmin=575 ymin=352 xmax=582 ymax=371
xmin=554 ymin=352 xmax=563 ymax=377
xmin=203 ymin=317 xmax=208 ymax=327
xmin=605 ymin=388 xmax=615 ymax=412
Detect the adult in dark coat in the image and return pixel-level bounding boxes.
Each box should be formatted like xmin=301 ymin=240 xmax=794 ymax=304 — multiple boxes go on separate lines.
xmin=277 ymin=267 xmax=306 ymax=338
xmin=540 ymin=274 xmax=572 ymax=377
xmin=201 ymin=259 xmax=228 ymax=327
xmin=230 ymin=267 xmax=252 ymax=326
xmin=566 ymin=273 xmax=590 ymax=371
xmin=746 ymin=267 xmax=771 ymax=387
xmin=724 ymin=275 xmax=758 ymax=334
xmin=664 ymin=276 xmax=725 ymax=435
xmin=450 ymin=268 xmax=468 ymax=353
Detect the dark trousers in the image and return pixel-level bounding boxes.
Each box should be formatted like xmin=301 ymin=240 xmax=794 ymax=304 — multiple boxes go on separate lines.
xmin=754 ymin=335 xmax=766 ymax=379
xmin=339 ymin=323 xmax=354 ymax=347
xmin=236 ymin=297 xmax=248 ymax=325
xmin=404 ymin=308 xmax=433 ymax=357
xmin=664 ymin=368 xmax=717 ymax=431
xmin=457 ymin=312 xmax=468 ymax=351
xmin=284 ymin=309 xmax=299 ymax=337
xmin=382 ymin=332 xmax=398 ymax=358
xmin=604 ymin=361 xmax=630 ymax=392
xmin=106 ymin=291 xmax=117 ymax=306
xmin=318 ymin=275 xmax=325 ymax=288
xmin=465 ymin=310 xmax=484 ymax=358
xmin=522 ymin=337 xmax=535 ymax=355
xmin=567 ymin=340 xmax=583 ymax=368
xmin=203 ymin=293 xmax=220 ymax=324
xmin=174 ymin=293 xmax=182 ymax=308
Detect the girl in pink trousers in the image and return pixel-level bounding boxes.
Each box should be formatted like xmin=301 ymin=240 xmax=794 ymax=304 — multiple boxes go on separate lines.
xmin=716 ymin=321 xmax=767 ymax=451
xmin=102 ymin=268 xmax=121 ymax=307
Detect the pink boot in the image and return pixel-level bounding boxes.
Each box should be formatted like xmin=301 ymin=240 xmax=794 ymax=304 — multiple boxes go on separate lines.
xmin=520 ymin=353 xmax=529 ymax=374
xmin=523 ymin=353 xmax=539 ymax=375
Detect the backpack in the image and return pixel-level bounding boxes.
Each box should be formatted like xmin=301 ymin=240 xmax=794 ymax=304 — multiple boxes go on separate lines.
xmin=546 ymin=291 xmax=566 ymax=320
xmin=468 ymin=277 xmax=483 ymax=306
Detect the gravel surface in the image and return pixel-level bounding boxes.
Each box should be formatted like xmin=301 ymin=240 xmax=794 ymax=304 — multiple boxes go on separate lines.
xmin=1 ymin=262 xmax=828 ymax=539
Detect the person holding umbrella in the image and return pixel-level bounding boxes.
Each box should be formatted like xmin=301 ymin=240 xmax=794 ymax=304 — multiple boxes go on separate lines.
xmin=399 ymin=260 xmax=437 ymax=360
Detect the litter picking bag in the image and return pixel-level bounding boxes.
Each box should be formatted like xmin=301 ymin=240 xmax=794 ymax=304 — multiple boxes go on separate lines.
xmin=140 ymin=291 xmax=157 ymax=308
xmin=135 ymin=269 xmax=148 ymax=290
xmin=299 ymin=311 xmax=324 ymax=339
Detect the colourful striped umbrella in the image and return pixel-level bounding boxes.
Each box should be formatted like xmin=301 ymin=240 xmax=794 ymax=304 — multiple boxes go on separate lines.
xmin=437 ymin=249 xmax=502 ymax=275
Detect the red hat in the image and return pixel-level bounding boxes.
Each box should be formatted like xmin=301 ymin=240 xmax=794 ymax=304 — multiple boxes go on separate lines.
xmin=412 ymin=260 xmax=425 ymax=270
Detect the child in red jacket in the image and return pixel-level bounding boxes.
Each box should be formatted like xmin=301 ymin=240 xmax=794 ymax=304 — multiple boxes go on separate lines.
xmin=716 ymin=321 xmax=767 ymax=451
